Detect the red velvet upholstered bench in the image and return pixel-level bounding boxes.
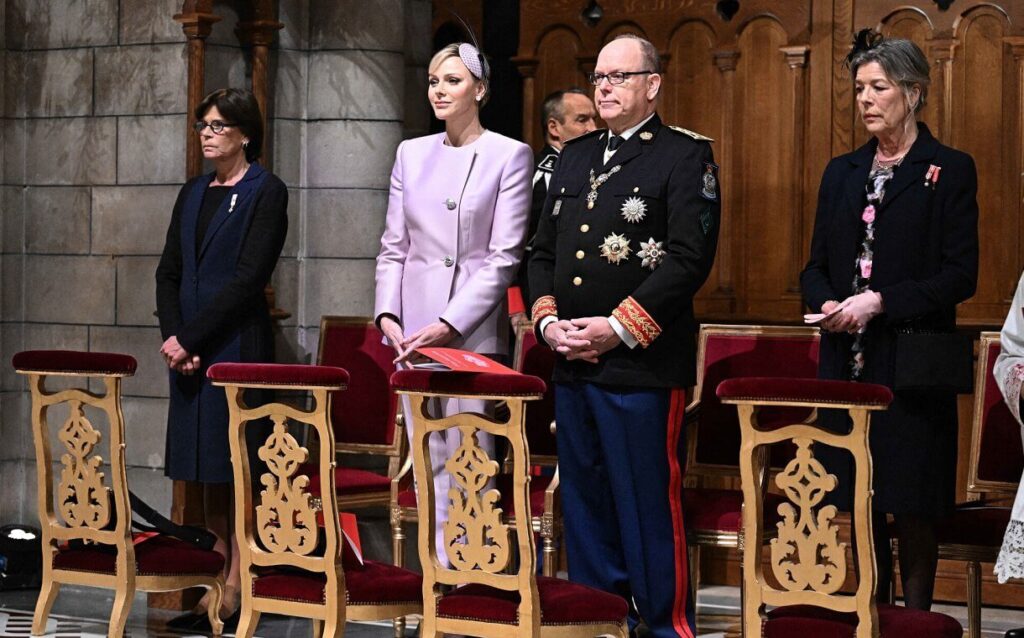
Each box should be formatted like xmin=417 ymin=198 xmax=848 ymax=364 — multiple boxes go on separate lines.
xmin=207 ymin=362 xmax=421 ymax=638
xmin=716 ymin=377 xmax=962 ymax=638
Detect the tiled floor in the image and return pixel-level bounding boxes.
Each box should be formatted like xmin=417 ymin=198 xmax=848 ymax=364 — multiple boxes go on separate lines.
xmin=3 ymin=583 xmax=1024 ymax=637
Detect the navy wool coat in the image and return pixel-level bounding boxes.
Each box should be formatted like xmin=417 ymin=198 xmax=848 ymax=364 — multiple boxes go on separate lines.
xmin=156 ymin=163 xmax=288 ymax=483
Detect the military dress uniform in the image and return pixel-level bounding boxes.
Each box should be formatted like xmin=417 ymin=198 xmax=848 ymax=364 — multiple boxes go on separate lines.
xmin=512 ymin=144 xmax=559 ymax=309
xmin=528 ymin=113 xmax=719 ymax=638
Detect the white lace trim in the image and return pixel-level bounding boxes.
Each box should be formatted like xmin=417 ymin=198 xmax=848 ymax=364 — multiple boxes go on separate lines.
xmin=996 ymin=519 xmax=1024 ymax=584
xmin=1004 ymin=364 xmax=1024 ymax=426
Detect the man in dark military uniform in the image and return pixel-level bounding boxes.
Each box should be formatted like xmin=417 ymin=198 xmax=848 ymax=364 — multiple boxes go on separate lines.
xmin=528 ymin=34 xmax=719 ymax=638
xmin=510 ymin=88 xmax=597 ymax=319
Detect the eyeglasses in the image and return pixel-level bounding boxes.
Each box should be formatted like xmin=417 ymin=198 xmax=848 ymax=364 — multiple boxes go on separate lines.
xmin=587 ymin=71 xmax=655 ymax=86
xmin=192 ymin=120 xmax=235 ymax=134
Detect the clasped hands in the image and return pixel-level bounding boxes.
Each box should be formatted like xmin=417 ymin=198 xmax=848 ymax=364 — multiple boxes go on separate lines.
xmin=160 ymin=336 xmax=201 ymax=375
xmin=380 ymin=316 xmax=455 ymax=366
xmin=820 ymin=290 xmax=884 ymax=334
xmin=543 ymin=316 xmax=621 ymax=364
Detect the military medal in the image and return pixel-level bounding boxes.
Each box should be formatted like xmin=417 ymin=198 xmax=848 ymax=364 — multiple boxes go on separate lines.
xmin=924 ymin=164 xmax=941 ymax=188
xmin=587 ymin=165 xmax=621 ymax=210
xmin=552 ymin=200 xmax=562 ymax=217
xmin=600 ymin=233 xmax=631 ymax=264
xmin=228 ymin=193 xmax=238 ymax=213
xmin=638 ymin=238 xmax=664 ymax=270
xmin=620 ymin=196 xmax=647 ymax=223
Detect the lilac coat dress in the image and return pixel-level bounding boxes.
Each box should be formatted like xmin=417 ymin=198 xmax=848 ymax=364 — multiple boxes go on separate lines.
xmin=375 ymin=130 xmax=533 ymax=356
xmin=375 ymin=130 xmax=532 ymax=564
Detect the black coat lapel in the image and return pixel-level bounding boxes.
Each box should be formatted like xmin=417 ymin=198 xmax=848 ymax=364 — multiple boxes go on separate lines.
xmin=843 ymin=141 xmax=874 ymax=217
xmin=198 ymin=163 xmax=266 ymax=261
xmin=603 ymin=113 xmax=660 ymax=171
xmin=879 ymin=123 xmax=940 ymax=212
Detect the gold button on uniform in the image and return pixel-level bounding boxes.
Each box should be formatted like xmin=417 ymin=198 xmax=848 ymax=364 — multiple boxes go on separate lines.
xmin=576 ymin=250 xmax=585 ymax=259
xmin=580 ymin=224 xmax=590 ymax=232
xmin=573 ymin=276 xmax=582 ymax=286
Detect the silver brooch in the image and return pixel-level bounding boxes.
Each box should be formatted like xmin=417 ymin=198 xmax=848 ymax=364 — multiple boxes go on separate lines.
xmin=620 ymin=196 xmax=647 ymax=223
xmin=600 ymin=233 xmax=631 ymax=265
xmin=638 ymin=238 xmax=665 ymax=270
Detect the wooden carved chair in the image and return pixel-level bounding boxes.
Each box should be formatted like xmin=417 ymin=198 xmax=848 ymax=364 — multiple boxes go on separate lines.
xmin=309 ymin=316 xmax=405 ymax=512
xmin=207 ymin=362 xmax=422 ymax=638
xmin=683 ymin=325 xmax=820 ymax=587
xmin=389 ymin=320 xmax=562 ymax=585
xmin=391 ymin=369 xmax=629 ymax=638
xmin=15 ymin=350 xmax=226 ymax=638
xmin=717 ymin=376 xmax=962 ymax=638
xmin=922 ymin=332 xmax=1021 ymax=638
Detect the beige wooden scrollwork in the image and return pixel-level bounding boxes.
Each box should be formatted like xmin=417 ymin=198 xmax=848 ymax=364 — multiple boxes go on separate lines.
xmin=770 ymin=438 xmax=846 ymax=593
xmin=443 ymin=428 xmax=510 ymax=572
xmin=57 ymin=400 xmax=111 ymax=529
xmin=256 ymin=415 xmax=318 ymax=555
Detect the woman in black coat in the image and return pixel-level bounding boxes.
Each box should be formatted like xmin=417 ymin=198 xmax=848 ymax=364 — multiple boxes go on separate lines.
xmin=155 ymin=88 xmax=287 ymax=626
xmin=800 ymin=32 xmax=978 ymax=610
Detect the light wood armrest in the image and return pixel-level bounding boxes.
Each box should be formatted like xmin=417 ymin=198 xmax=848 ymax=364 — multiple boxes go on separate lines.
xmin=390 ymin=451 xmax=414 ymax=502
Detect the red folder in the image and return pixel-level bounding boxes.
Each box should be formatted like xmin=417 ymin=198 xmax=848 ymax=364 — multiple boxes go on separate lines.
xmin=414 ymin=347 xmax=519 ymax=374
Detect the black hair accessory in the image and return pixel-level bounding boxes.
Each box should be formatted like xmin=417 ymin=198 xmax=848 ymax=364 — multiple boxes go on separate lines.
xmin=846 ymin=28 xmax=883 ymax=66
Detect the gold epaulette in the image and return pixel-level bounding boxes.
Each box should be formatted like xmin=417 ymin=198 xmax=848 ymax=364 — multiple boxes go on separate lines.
xmin=668 ymin=126 xmax=714 ymax=142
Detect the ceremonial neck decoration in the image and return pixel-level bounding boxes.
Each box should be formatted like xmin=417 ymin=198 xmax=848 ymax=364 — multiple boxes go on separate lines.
xmin=587 ymin=165 xmax=621 ymax=210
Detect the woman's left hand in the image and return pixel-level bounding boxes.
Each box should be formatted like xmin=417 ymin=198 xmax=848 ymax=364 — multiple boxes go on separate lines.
xmin=396 ymin=321 xmax=456 ymax=363
xmin=831 ymin=290 xmax=884 ymax=333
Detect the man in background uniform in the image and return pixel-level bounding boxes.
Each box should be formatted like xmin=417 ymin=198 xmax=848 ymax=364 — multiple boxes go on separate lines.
xmin=509 ymin=88 xmax=596 ymax=319
xmin=528 ymin=34 xmax=720 ymax=638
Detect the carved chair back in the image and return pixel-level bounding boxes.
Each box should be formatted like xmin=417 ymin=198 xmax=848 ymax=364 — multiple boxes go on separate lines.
xmin=208 ymin=362 xmax=350 ymax=621
xmin=392 ymin=369 xmax=547 ymax=636
xmin=317 ymin=316 xmax=404 ymax=468
xmin=968 ymin=332 xmax=1023 ymax=499
xmin=717 ymin=377 xmax=893 ymax=637
xmin=15 ymin=351 xmax=138 ymax=565
xmin=688 ymin=325 xmax=820 ymax=479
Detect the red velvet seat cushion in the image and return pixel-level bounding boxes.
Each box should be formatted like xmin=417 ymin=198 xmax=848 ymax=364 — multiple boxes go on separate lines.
xmin=684 ymin=487 xmax=785 ymax=534
xmin=498 ymin=474 xmax=552 ymax=518
xmin=252 ymin=560 xmax=421 ymax=605
xmin=936 ymin=506 xmax=1012 ymax=547
xmin=765 ymin=603 xmax=962 ymax=637
xmin=717 ymin=377 xmax=892 ymax=407
xmin=53 ymin=535 xmax=224 ymax=576
xmin=391 ymin=369 xmax=546 ymax=398
xmin=13 ymin=350 xmax=137 ymax=376
xmin=397 ymin=488 xmax=416 ymax=508
xmin=302 ymin=464 xmax=392 ymax=497
xmin=207 ymin=362 xmax=349 ymax=389
xmin=437 ymin=576 xmax=627 ymax=625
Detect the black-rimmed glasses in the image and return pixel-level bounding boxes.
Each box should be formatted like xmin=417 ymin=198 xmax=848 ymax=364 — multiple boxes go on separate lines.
xmin=587 ymin=70 xmax=655 ymax=86
xmin=192 ymin=120 xmax=235 ymax=134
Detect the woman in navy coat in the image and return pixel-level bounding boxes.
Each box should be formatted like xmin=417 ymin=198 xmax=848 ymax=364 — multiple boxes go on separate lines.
xmin=156 ymin=88 xmax=288 ymax=626
xmin=800 ymin=33 xmax=978 ymax=611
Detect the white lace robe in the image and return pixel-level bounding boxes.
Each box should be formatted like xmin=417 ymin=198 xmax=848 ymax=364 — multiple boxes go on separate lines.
xmin=994 ymin=272 xmax=1024 ymax=583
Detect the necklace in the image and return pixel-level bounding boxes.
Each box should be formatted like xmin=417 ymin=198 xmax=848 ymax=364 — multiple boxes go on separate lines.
xmin=872 ymin=153 xmax=905 ymax=171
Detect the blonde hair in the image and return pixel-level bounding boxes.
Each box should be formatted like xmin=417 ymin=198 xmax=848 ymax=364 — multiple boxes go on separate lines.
xmin=428 ymin=43 xmax=490 ymax=106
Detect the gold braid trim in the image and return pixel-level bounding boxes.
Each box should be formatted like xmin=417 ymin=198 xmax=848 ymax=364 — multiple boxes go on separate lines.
xmin=531 ymin=295 xmax=558 ymax=322
xmin=611 ymin=296 xmax=661 ymax=348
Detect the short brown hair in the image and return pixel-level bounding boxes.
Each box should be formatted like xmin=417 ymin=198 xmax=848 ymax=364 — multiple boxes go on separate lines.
xmin=195 ymin=88 xmax=263 ymax=162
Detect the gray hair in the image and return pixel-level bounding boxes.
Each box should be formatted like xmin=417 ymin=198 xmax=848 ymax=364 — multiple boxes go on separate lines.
xmin=612 ymin=33 xmax=661 ymax=74
xmin=849 ymin=37 xmax=930 ymax=113
xmin=541 ymin=88 xmax=589 ymax=127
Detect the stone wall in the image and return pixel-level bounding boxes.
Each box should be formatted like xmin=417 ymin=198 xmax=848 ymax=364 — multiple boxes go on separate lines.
xmin=0 ymin=0 xmax=432 ymax=527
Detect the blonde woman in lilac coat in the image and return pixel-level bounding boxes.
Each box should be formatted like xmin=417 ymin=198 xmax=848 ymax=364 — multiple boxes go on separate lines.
xmin=374 ymin=42 xmax=533 ymax=562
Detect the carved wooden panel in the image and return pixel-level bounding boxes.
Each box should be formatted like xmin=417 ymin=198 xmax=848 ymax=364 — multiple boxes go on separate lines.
xmin=57 ymin=400 xmax=111 ymax=530
xmin=256 ymin=415 xmax=318 ymax=556
xmin=443 ymin=428 xmax=510 ymax=572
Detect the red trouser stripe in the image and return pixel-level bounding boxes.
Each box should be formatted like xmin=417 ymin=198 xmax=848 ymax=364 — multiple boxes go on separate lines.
xmin=666 ymin=387 xmax=695 ymax=638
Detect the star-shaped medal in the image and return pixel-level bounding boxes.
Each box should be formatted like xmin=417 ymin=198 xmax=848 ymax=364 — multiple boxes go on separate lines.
xmin=620 ymin=196 xmax=647 ymax=223
xmin=638 ymin=238 xmax=665 ymax=270
xmin=600 ymin=233 xmax=631 ymax=264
